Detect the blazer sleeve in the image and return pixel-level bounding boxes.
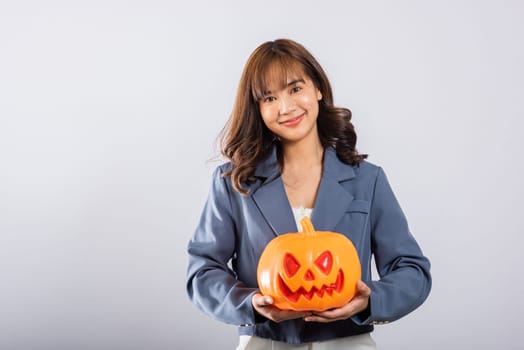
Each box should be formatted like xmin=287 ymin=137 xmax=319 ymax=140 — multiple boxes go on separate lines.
xmin=186 ymin=166 xmax=259 ymax=326
xmin=353 ymin=167 xmax=432 ymax=325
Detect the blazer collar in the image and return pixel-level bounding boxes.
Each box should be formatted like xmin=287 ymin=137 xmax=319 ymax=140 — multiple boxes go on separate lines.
xmin=311 ymin=148 xmax=356 ymax=232
xmin=251 ymin=146 xmax=356 ymax=236
xmin=322 ymin=147 xmax=356 ymax=182
xmin=253 ymin=145 xmax=280 ymax=182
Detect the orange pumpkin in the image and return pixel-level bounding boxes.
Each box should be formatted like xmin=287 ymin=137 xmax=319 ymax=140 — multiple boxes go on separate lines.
xmin=257 ymin=217 xmax=361 ymax=311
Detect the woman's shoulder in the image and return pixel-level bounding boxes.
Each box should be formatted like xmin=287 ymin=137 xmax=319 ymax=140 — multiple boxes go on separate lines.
xmin=355 ymin=159 xmax=381 ymax=172
xmin=204 ymin=156 xmax=233 ymax=175
xmin=216 ymin=160 xmax=233 ymax=173
xmin=351 ymin=159 xmax=385 ymax=182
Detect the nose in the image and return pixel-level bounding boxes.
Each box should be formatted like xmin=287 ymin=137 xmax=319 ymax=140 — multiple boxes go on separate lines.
xmin=279 ymin=94 xmax=296 ymax=115
xmin=304 ymin=269 xmax=314 ymax=281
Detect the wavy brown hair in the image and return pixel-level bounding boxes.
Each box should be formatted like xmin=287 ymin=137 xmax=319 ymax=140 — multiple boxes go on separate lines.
xmin=221 ymin=39 xmax=367 ymax=194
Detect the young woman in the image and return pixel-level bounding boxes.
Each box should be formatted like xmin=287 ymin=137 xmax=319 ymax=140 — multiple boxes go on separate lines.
xmin=186 ymin=39 xmax=431 ymax=349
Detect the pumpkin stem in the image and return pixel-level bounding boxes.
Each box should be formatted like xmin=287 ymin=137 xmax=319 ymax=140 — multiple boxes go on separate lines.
xmin=300 ymin=217 xmax=316 ymax=236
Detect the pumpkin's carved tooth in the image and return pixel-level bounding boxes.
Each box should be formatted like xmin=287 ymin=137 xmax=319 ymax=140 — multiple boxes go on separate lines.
xmin=303 ymin=288 xmax=314 ymax=300
xmin=335 ymin=270 xmax=344 ymax=292
xmin=278 ymin=269 xmax=345 ymax=303
xmin=278 ymin=276 xmax=300 ymax=302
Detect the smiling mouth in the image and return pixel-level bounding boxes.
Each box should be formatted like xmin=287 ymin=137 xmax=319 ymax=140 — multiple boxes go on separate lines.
xmin=279 ymin=114 xmax=304 ymax=126
xmin=277 ymin=270 xmax=344 ymax=302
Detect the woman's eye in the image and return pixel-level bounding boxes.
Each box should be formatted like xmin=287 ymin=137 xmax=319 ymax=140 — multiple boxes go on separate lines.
xmin=291 ymin=86 xmax=302 ymax=93
xmin=263 ymin=96 xmax=276 ymax=103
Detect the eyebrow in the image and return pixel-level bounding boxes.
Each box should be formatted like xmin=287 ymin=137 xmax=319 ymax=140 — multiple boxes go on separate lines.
xmin=262 ymin=78 xmax=305 ymax=96
xmin=287 ymin=78 xmax=305 ymax=86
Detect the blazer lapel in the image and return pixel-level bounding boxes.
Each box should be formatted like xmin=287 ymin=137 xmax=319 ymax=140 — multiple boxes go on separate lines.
xmin=252 ymin=177 xmax=296 ymax=236
xmin=311 ymin=148 xmax=356 ymax=231
xmin=250 ymin=146 xmax=356 ymax=236
xmin=251 ymin=146 xmax=296 ymax=236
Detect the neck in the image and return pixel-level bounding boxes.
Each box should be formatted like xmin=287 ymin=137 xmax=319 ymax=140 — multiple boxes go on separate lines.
xmin=281 ymin=136 xmax=324 ymax=170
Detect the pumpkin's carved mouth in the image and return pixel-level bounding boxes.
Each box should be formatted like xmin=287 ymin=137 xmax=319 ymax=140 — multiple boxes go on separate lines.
xmin=278 ymin=270 xmax=344 ymax=302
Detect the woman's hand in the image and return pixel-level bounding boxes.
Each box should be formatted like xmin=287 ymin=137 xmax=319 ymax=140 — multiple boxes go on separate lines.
xmin=304 ymin=280 xmax=371 ymax=323
xmin=252 ymin=293 xmax=312 ymax=323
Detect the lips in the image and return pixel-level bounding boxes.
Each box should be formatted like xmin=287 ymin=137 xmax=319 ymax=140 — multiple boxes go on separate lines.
xmin=279 ymin=114 xmax=304 ymax=127
xmin=277 ymin=270 xmax=345 ymax=302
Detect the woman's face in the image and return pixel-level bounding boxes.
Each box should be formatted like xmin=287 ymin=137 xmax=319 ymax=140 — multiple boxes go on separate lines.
xmin=258 ymin=69 xmax=322 ymax=145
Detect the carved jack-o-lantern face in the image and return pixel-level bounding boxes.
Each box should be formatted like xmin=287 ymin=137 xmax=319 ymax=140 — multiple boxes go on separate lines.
xmin=257 ymin=217 xmax=361 ymax=311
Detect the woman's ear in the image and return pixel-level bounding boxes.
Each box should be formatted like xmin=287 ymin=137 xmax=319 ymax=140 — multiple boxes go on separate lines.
xmin=317 ymin=89 xmax=322 ymax=101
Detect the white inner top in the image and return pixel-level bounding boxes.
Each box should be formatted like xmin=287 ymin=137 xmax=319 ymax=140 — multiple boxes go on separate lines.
xmin=291 ymin=206 xmax=313 ymax=231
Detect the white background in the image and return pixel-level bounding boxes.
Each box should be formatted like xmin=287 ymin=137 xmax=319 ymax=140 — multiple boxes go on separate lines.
xmin=1 ymin=1 xmax=523 ymax=349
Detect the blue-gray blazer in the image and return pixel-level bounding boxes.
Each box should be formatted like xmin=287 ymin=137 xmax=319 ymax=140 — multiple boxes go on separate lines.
xmin=186 ymin=147 xmax=431 ymax=344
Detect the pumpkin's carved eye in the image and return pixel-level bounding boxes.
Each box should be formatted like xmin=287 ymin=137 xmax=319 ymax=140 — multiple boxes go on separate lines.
xmin=314 ymin=251 xmax=333 ymax=275
xmin=284 ymin=253 xmax=301 ymax=277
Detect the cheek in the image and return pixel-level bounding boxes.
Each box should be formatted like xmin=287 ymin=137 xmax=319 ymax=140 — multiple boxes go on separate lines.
xmin=298 ymin=95 xmax=319 ymax=116
xmin=259 ymin=108 xmax=270 ymax=123
xmin=259 ymin=106 xmax=278 ymax=128
xmin=309 ymin=97 xmax=320 ymax=113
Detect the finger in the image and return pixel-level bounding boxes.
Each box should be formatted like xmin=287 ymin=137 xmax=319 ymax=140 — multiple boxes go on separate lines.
xmin=357 ymin=281 xmax=371 ymax=296
xmin=252 ymin=294 xmax=273 ymax=307
xmin=268 ymin=310 xmax=312 ymax=323
xmin=304 ymin=314 xmax=344 ymax=323
xmin=311 ymin=308 xmax=346 ymax=320
xmin=292 ymin=311 xmax=314 ymax=318
xmin=277 ymin=311 xmax=308 ymax=322
xmin=262 ymin=296 xmax=273 ymax=305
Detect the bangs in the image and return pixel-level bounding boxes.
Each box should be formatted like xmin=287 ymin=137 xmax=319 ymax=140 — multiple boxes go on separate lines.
xmin=251 ymin=56 xmax=305 ymax=101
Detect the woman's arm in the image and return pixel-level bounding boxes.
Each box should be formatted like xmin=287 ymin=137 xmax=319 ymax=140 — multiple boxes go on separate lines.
xmin=354 ymin=167 xmax=432 ymax=325
xmin=186 ymin=167 xmax=258 ymax=326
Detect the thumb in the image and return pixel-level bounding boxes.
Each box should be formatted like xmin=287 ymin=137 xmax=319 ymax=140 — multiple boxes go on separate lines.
xmin=253 ymin=293 xmax=274 ymax=307
xmin=357 ymin=280 xmax=371 ymax=296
